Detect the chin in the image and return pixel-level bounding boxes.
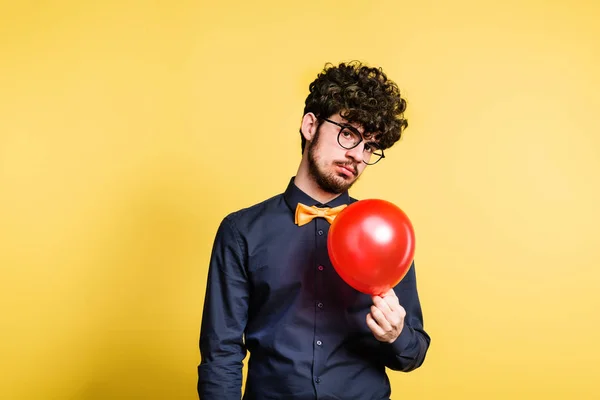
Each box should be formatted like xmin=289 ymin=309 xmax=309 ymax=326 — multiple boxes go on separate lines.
xmin=331 ymin=174 xmax=357 ymax=191
xmin=309 ymin=159 xmax=358 ymax=194
xmin=336 ymin=174 xmax=354 ymax=184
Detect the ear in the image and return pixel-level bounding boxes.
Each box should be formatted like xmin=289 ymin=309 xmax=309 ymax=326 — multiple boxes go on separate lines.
xmin=300 ymin=112 xmax=319 ymax=142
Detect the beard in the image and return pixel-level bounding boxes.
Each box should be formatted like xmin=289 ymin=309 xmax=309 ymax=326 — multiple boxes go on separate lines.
xmin=307 ymin=129 xmax=360 ymax=195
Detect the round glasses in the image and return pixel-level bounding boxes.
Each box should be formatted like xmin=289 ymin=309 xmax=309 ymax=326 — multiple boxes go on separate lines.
xmin=321 ymin=118 xmax=385 ymax=165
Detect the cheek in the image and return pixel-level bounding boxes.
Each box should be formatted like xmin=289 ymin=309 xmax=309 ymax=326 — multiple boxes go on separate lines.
xmin=320 ymin=145 xmax=343 ymax=163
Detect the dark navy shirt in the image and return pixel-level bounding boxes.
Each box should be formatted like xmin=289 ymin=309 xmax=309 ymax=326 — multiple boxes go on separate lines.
xmin=198 ymin=178 xmax=430 ymax=400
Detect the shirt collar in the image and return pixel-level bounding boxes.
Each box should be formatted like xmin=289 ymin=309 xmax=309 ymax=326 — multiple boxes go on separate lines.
xmin=283 ymin=177 xmax=350 ymax=212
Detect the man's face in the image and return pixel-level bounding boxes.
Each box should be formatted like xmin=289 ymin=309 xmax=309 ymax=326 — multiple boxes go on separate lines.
xmin=307 ymin=115 xmax=372 ymax=194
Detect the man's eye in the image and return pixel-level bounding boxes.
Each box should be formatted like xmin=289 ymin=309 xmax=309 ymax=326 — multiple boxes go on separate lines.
xmin=341 ymin=129 xmax=353 ymax=137
xmin=364 ymin=144 xmax=374 ymax=153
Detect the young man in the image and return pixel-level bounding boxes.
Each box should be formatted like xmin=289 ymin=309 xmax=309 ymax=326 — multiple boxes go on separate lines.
xmin=198 ymin=61 xmax=430 ymax=400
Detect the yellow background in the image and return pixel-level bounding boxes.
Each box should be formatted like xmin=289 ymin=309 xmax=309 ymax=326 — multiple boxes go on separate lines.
xmin=1 ymin=0 xmax=599 ymax=399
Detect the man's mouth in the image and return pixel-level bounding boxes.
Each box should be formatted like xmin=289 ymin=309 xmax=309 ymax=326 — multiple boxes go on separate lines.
xmin=335 ymin=163 xmax=356 ymax=177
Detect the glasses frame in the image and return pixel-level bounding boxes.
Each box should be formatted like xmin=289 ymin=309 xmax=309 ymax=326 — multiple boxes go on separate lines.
xmin=321 ymin=118 xmax=385 ymax=165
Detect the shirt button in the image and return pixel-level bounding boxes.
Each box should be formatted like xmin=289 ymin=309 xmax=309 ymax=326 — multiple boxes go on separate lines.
xmin=318 ymin=230 xmax=324 ymax=236
xmin=315 ymin=377 xmax=321 ymax=384
xmin=316 ymin=340 xmax=322 ymax=346
xmin=317 ymin=302 xmax=324 ymax=309
xmin=318 ymin=265 xmax=324 ymax=271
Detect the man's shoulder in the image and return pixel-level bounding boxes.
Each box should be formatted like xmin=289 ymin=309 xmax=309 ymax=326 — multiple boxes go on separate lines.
xmin=223 ymin=192 xmax=286 ymax=225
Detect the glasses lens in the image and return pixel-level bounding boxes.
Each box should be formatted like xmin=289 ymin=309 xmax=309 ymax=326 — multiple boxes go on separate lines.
xmin=338 ymin=128 xmax=361 ymax=149
xmin=364 ymin=149 xmax=384 ymax=165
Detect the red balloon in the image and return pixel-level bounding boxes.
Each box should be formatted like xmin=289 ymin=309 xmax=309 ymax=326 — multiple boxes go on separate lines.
xmin=327 ymin=199 xmax=415 ymax=296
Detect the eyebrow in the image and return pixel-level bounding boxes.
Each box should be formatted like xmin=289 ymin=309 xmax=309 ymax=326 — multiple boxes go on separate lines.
xmin=340 ymin=124 xmax=381 ymax=147
xmin=340 ymin=123 xmax=373 ymax=143
xmin=337 ymin=122 xmax=361 ymax=135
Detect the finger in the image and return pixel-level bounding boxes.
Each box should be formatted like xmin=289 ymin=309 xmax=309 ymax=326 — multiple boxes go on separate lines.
xmin=370 ymin=305 xmax=393 ymax=332
xmin=381 ymin=289 xmax=400 ymax=311
xmin=366 ymin=313 xmax=386 ymax=338
xmin=372 ymin=295 xmax=393 ymax=316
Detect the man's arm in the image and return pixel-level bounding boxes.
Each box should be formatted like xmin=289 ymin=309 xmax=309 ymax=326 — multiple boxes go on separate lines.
xmin=198 ymin=216 xmax=249 ymax=399
xmin=368 ymin=262 xmax=431 ymax=372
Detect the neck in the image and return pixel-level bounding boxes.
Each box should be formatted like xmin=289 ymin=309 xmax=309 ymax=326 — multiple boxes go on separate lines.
xmin=294 ymin=155 xmax=343 ymax=205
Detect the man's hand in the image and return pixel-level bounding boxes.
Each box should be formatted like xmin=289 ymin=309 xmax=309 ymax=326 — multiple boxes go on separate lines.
xmin=366 ymin=288 xmax=406 ymax=343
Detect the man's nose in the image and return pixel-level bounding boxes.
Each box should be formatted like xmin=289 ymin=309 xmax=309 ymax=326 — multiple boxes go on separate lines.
xmin=345 ymin=144 xmax=364 ymax=164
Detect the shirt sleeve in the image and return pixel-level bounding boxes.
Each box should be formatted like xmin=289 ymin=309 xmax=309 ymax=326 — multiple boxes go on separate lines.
xmin=380 ymin=261 xmax=431 ymax=372
xmin=198 ymin=216 xmax=249 ymax=399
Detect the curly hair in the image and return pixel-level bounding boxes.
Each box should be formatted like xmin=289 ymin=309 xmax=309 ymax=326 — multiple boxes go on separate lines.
xmin=300 ymin=61 xmax=408 ymax=153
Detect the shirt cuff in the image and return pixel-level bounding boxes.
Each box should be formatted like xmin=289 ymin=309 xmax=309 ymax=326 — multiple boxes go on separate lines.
xmin=389 ymin=324 xmax=415 ymax=355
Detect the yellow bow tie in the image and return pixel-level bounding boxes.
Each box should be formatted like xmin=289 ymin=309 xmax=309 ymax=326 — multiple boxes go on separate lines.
xmin=294 ymin=203 xmax=347 ymax=226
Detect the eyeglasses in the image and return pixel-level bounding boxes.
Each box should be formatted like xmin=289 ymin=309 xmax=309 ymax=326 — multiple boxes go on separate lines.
xmin=321 ymin=118 xmax=385 ymax=165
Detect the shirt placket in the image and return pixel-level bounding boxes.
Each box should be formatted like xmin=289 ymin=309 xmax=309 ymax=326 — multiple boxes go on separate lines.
xmin=312 ymin=216 xmax=329 ymax=397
